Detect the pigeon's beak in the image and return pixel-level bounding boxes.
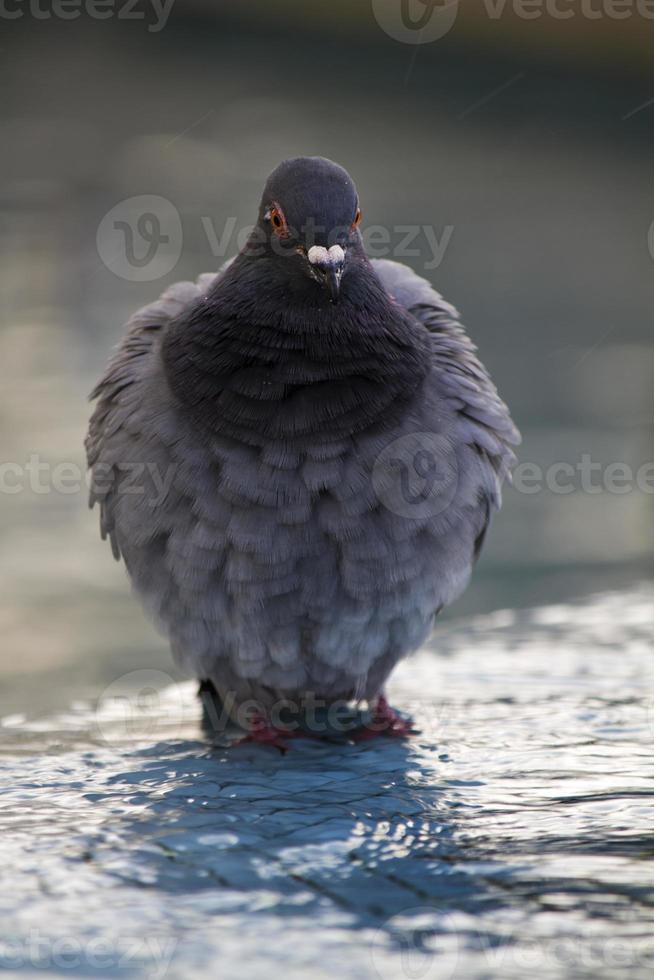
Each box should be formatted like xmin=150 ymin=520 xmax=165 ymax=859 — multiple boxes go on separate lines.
xmin=325 ymin=262 xmax=343 ymax=303
xmin=307 ymin=244 xmax=346 ymax=304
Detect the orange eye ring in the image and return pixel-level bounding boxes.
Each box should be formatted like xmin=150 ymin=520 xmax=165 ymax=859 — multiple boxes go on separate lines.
xmin=268 ymin=205 xmax=288 ymax=236
xmin=352 ymin=207 xmax=363 ymax=230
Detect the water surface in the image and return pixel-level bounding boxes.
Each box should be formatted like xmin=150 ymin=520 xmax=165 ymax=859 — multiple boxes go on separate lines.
xmin=2 ymin=586 xmax=653 ymax=979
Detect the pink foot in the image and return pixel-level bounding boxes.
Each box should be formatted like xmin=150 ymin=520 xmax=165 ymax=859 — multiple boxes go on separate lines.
xmin=352 ymin=695 xmax=416 ymax=742
xmin=232 ymin=714 xmax=299 ymax=754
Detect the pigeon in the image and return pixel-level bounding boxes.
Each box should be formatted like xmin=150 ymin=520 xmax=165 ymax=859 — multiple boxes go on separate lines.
xmin=87 ymin=156 xmax=519 ymax=746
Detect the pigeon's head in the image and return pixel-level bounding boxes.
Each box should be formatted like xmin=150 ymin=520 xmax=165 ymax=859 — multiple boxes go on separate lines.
xmin=255 ymin=156 xmax=362 ymax=303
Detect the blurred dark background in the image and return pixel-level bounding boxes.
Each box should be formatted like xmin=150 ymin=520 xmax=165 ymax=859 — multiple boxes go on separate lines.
xmin=1 ymin=2 xmax=653 ymax=712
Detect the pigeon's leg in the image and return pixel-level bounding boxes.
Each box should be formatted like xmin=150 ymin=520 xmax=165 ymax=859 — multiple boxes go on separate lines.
xmin=353 ymin=693 xmax=416 ymax=741
xmin=198 ymin=683 xmax=295 ymax=749
xmin=374 ymin=694 xmax=416 ymax=736
xmin=198 ymin=679 xmax=228 ymax=738
xmin=232 ymin=714 xmax=299 ymax=754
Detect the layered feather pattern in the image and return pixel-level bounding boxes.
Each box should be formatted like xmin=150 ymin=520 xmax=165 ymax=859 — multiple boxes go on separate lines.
xmin=87 ymin=238 xmax=519 ymax=714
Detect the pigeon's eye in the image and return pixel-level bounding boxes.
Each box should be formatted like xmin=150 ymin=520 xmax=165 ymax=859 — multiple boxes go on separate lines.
xmin=269 ymin=206 xmax=288 ymax=236
xmin=352 ymin=207 xmax=363 ymax=230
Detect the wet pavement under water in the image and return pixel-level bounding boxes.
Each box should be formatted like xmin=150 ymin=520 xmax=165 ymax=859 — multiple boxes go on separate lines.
xmin=1 ymin=585 xmax=653 ymax=979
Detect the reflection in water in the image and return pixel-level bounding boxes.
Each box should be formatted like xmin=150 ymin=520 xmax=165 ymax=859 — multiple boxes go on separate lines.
xmin=1 ymin=588 xmax=653 ymax=978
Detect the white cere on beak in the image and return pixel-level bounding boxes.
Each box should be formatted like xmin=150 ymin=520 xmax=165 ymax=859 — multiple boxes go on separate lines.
xmin=308 ymin=244 xmax=345 ymax=267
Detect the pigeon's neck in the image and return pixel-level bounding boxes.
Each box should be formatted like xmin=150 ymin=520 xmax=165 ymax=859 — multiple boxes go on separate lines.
xmin=162 ymin=254 xmax=430 ymax=447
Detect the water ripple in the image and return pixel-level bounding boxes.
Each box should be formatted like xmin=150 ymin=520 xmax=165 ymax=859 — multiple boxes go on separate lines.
xmin=1 ymin=585 xmax=653 ymax=978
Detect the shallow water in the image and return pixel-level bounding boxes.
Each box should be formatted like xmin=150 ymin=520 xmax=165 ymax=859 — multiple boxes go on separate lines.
xmin=2 ymin=585 xmax=653 ymax=979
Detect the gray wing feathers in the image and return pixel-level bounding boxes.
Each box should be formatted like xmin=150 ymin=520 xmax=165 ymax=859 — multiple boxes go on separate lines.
xmin=372 ymin=258 xmax=520 ymax=482
xmin=86 ymin=272 xmax=219 ymax=559
xmin=86 ymin=257 xmax=518 ymax=697
xmin=372 ymin=259 xmax=520 ymax=570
